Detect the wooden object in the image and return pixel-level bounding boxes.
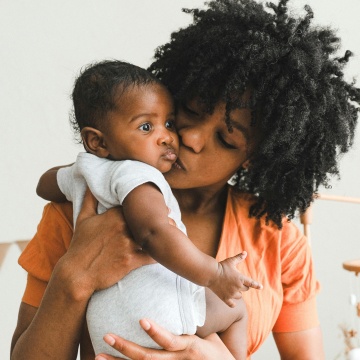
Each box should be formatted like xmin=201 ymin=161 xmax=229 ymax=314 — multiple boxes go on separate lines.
xmin=343 ymin=259 xmax=360 ymax=276
xmin=299 ymin=193 xmax=360 ymax=244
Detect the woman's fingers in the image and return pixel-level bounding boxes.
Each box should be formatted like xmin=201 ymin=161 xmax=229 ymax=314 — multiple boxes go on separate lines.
xmin=99 ymin=333 xmax=167 ymax=360
xmin=139 ymin=318 xmax=192 ymax=351
xmin=76 ymin=187 xmax=98 ymax=225
xmin=69 ymin=187 xmax=155 ymax=291
xmin=95 ymin=322 xmax=235 ymax=360
xmin=97 ymin=320 xmax=197 ymax=360
xmin=98 ymin=333 xmax=146 ymax=359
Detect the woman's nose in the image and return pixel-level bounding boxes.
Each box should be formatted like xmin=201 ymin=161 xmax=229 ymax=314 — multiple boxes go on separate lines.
xmin=177 ymin=125 xmax=207 ymax=153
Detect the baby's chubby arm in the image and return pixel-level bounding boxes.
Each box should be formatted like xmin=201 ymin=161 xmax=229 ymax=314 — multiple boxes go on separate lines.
xmin=123 ymin=182 xmax=262 ymax=307
xmin=36 ymin=165 xmax=72 ymax=202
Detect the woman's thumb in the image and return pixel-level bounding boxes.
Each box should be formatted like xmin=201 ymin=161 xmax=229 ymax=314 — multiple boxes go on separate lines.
xmin=76 ymin=187 xmax=98 ymax=224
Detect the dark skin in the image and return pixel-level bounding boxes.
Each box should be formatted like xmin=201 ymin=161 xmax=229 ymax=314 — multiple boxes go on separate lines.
xmin=11 ymin=100 xmax=324 ymax=359
xmin=11 ymin=191 xmax=155 ymax=360
xmin=10 ymin=188 xmax=241 ymax=360
xmin=37 ymin=84 xmax=261 ymax=308
xmin=174 ymin=186 xmax=228 ymax=257
xmin=93 ymin=100 xmax=324 ymax=360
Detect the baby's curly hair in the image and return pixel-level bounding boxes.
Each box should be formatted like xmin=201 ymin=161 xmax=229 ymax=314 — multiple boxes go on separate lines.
xmin=148 ymin=0 xmax=360 ymax=228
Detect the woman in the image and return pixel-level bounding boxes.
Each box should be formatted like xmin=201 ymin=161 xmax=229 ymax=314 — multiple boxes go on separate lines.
xmin=11 ymin=0 xmax=359 ymax=359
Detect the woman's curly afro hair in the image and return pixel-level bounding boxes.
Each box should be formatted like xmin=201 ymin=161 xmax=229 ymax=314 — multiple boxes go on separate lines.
xmin=148 ymin=0 xmax=360 ymax=228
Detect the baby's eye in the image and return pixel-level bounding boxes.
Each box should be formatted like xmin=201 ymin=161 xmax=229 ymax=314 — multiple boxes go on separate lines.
xmin=165 ymin=119 xmax=175 ymax=130
xmin=139 ymin=123 xmax=152 ymax=132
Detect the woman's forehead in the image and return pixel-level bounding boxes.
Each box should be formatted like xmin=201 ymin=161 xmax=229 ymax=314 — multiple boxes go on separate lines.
xmin=183 ymin=88 xmax=252 ymax=111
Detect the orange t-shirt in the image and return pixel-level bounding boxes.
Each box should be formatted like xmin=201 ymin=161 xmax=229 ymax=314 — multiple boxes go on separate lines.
xmin=19 ymin=187 xmax=320 ymax=357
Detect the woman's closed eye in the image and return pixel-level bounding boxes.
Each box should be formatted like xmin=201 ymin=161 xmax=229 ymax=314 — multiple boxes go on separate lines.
xmin=182 ymin=103 xmax=199 ymax=116
xmin=217 ymin=132 xmax=238 ymax=149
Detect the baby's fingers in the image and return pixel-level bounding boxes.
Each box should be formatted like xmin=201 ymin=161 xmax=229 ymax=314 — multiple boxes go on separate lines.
xmin=226 ymin=251 xmax=247 ymax=266
xmin=242 ymin=276 xmax=263 ymax=290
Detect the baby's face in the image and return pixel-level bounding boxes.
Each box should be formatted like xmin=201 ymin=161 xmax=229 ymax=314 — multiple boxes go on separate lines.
xmin=103 ymin=83 xmax=178 ymax=173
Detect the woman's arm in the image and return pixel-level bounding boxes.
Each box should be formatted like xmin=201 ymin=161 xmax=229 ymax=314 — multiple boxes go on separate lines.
xmin=11 ymin=270 xmax=88 ymax=360
xmin=95 ymin=318 xmax=235 ymax=360
xmin=273 ymin=327 xmax=325 ymax=360
xmin=11 ymin=189 xmax=155 ymax=360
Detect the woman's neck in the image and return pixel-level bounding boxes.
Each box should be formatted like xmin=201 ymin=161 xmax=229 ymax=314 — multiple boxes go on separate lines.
xmin=172 ymin=185 xmax=229 ymax=257
xmin=172 ymin=185 xmax=228 ymax=215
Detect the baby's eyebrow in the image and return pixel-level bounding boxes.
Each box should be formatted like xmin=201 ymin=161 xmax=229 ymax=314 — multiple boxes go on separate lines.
xmin=130 ymin=110 xmax=175 ymax=122
xmin=130 ymin=113 xmax=155 ymax=122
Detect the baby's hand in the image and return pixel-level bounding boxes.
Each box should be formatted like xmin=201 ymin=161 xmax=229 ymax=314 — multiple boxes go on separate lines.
xmin=208 ymin=251 xmax=263 ymax=307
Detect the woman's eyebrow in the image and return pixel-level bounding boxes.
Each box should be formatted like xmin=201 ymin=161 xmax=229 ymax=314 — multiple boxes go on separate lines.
xmin=228 ymin=118 xmax=250 ymax=140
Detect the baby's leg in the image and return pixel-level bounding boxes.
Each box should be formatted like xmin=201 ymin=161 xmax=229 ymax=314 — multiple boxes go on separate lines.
xmin=196 ymin=288 xmax=248 ymax=360
xmin=87 ymin=264 xmax=200 ymax=358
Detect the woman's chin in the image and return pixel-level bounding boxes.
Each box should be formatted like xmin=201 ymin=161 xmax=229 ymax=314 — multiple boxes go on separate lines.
xmin=164 ymin=170 xmax=188 ymax=189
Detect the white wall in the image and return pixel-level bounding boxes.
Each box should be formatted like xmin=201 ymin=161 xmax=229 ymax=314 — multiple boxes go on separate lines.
xmin=1 ymin=0 xmax=359 ymax=359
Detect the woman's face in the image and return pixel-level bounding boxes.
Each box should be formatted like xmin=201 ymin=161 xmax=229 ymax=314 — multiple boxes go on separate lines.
xmin=165 ymin=98 xmax=257 ymax=191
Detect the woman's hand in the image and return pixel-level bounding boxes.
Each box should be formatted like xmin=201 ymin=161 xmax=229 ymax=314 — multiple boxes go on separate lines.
xmin=11 ymin=190 xmax=155 ymax=360
xmin=95 ymin=319 xmax=235 ymax=360
xmin=60 ymin=188 xmax=156 ymax=300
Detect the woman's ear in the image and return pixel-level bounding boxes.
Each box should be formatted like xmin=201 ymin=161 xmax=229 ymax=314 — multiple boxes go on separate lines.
xmin=81 ymin=127 xmax=110 ymax=158
xmin=242 ymin=159 xmax=251 ymax=169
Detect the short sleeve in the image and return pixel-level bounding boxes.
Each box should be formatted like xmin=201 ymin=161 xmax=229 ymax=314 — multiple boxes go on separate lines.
xmin=22 ymin=274 xmax=49 ymax=307
xmin=273 ymin=224 xmax=320 ymax=332
xmin=57 ymin=166 xmax=75 ymax=201
xmin=110 ymin=160 xmax=169 ymax=205
xmin=18 ymin=202 xmax=74 ymax=307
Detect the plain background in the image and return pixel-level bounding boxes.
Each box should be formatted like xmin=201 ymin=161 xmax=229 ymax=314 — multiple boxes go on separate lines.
xmin=1 ymin=0 xmax=359 ymax=359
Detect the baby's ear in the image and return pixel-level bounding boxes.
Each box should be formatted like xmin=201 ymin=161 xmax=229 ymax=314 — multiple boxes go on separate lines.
xmin=81 ymin=127 xmax=110 ymax=158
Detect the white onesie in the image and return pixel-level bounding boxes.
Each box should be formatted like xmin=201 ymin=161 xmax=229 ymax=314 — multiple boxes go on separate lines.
xmin=57 ymin=152 xmax=206 ymax=358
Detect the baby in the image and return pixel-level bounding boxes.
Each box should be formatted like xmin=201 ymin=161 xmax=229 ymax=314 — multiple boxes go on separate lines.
xmin=37 ymin=60 xmax=262 ymax=359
